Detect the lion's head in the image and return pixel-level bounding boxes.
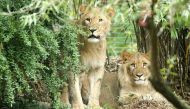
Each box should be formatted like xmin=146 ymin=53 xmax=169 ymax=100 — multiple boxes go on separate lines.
xmin=120 ymin=51 xmax=151 ymax=85
xmin=78 ymin=5 xmax=115 ymax=43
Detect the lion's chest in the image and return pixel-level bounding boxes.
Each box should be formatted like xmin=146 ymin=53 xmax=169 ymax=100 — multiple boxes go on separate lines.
xmin=79 ymin=39 xmax=106 ymax=69
xmin=80 ymin=50 xmax=106 ymax=69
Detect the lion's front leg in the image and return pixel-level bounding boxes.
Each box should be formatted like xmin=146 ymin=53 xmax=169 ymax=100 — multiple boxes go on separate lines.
xmin=68 ymin=74 xmax=84 ymax=109
xmin=60 ymin=84 xmax=70 ymax=106
xmin=118 ymin=90 xmax=139 ymax=105
xmin=88 ymin=67 xmax=104 ymax=108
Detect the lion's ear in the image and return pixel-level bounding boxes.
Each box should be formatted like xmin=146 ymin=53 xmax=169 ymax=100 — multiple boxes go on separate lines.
xmin=79 ymin=4 xmax=88 ymax=14
xmin=106 ymin=7 xmax=115 ymax=18
xmin=120 ymin=50 xmax=132 ymax=64
xmin=142 ymin=51 xmax=151 ymax=60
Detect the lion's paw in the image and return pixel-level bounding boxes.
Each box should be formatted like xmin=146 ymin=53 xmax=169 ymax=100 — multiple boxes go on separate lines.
xmin=118 ymin=94 xmax=138 ymax=105
xmin=141 ymin=94 xmax=153 ymax=101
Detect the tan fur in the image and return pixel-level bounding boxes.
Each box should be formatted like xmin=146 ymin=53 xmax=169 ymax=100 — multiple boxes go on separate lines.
xmin=64 ymin=5 xmax=115 ymax=109
xmin=100 ymin=71 xmax=119 ymax=109
xmin=118 ymin=51 xmax=165 ymax=105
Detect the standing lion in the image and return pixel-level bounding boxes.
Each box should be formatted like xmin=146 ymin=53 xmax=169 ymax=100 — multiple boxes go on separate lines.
xmin=61 ymin=5 xmax=115 ymax=109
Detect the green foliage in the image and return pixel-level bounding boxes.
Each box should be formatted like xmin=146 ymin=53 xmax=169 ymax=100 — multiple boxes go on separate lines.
xmin=160 ymin=56 xmax=178 ymax=80
xmin=0 ymin=0 xmax=83 ymax=108
xmin=106 ymin=0 xmax=184 ymax=55
xmin=107 ymin=0 xmax=137 ymax=56
xmin=58 ymin=23 xmax=81 ymax=75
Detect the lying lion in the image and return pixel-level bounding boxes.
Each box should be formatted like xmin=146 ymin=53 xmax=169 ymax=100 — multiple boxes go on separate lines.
xmin=118 ymin=51 xmax=173 ymax=109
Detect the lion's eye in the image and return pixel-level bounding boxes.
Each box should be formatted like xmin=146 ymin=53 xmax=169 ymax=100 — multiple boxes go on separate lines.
xmin=143 ymin=62 xmax=147 ymax=68
xmin=86 ymin=18 xmax=91 ymax=22
xmin=129 ymin=63 xmax=135 ymax=71
xmin=124 ymin=59 xmax=127 ymax=62
xmin=99 ymin=18 xmax=103 ymax=22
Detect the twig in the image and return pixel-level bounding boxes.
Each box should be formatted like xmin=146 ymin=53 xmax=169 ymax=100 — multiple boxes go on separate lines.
xmin=0 ymin=4 xmax=36 ymax=16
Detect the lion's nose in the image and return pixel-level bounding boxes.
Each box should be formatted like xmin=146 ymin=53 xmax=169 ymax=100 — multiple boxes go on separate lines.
xmin=90 ymin=29 xmax=97 ymax=33
xmin=136 ymin=74 xmax=143 ymax=78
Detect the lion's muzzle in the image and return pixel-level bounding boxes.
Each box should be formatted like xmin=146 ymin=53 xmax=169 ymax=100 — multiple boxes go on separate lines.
xmin=88 ymin=35 xmax=100 ymax=43
xmin=134 ymin=74 xmax=146 ymax=85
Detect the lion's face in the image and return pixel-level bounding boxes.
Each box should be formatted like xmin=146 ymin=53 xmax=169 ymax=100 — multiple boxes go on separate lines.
xmin=79 ymin=5 xmax=114 ymax=43
xmin=121 ymin=51 xmax=151 ymax=85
